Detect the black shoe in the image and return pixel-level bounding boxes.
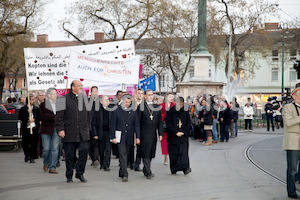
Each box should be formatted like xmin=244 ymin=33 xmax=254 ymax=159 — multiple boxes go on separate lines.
xmin=30 ymin=159 xmax=35 ymax=163
xmin=171 ymin=171 xmax=177 ymax=175
xmin=184 ymin=168 xmax=192 ymax=175
xmin=75 ymin=174 xmax=87 ymax=183
xmin=122 ymin=177 xmax=128 ymax=182
xmin=100 ymin=166 xmax=104 ymax=170
xmin=134 ymin=167 xmax=142 ymax=172
xmin=146 ymin=173 xmax=155 ymax=179
xmin=24 ymin=156 xmax=29 ymax=162
xmin=66 ymin=178 xmax=73 ymax=183
xmin=288 ymin=194 xmax=299 ymax=199
xmin=130 ymin=165 xmax=134 ymax=170
xmin=104 ymin=167 xmax=110 ymax=171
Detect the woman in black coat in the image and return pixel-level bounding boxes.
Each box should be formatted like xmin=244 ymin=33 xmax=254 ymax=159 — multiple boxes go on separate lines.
xmin=199 ymin=99 xmax=213 ymax=145
xmin=19 ymin=94 xmax=41 ymax=163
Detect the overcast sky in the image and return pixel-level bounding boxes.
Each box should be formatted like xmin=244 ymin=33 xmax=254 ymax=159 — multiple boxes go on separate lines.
xmin=34 ymin=0 xmax=300 ymax=42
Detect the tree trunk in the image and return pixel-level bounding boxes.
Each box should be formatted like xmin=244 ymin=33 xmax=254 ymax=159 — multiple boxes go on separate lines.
xmin=0 ymin=72 xmax=5 ymax=102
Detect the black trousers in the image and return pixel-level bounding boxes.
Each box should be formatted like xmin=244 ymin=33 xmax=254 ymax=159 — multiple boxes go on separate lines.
xmin=128 ymin=145 xmax=134 ymax=167
xmin=98 ymin=131 xmax=111 ymax=168
xmin=168 ymin=141 xmax=190 ymax=173
xmin=118 ymin=143 xmax=130 ymax=178
xmin=245 ymin=119 xmax=252 ymax=130
xmin=64 ymin=137 xmax=89 ymax=179
xmin=266 ymin=114 xmax=275 ymax=131
xmin=22 ymin=128 xmax=38 ymax=159
xmin=89 ymin=135 xmax=99 ymax=162
xmin=128 ymin=145 xmax=141 ymax=168
xmin=142 ymin=158 xmax=152 ymax=176
xmin=134 ymin=145 xmax=141 ymax=168
xmin=112 ymin=143 xmax=119 ymax=158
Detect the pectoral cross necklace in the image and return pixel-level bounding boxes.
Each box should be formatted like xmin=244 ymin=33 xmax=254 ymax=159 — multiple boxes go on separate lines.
xmin=145 ymin=102 xmax=154 ymax=121
xmin=178 ymin=119 xmax=182 ymax=128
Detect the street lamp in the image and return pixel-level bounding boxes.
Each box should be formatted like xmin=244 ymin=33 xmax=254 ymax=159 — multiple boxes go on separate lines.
xmin=278 ymin=22 xmax=289 ymax=97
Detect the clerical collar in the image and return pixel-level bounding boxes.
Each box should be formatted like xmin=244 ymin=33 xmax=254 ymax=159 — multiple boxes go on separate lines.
xmin=295 ymin=103 xmax=300 ymax=107
xmin=146 ymin=101 xmax=153 ymax=105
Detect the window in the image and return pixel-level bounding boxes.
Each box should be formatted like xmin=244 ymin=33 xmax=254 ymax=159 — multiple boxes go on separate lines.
xmin=22 ymin=78 xmax=26 ymax=88
xmin=10 ymin=78 xmax=16 ymax=89
xmin=189 ymin=67 xmax=194 ymax=79
xmin=290 ymin=48 xmax=297 ymax=61
xmin=209 ymin=69 xmax=211 ymax=78
xmin=160 ymin=55 xmax=165 ymax=67
xmin=173 ymin=56 xmax=179 ymax=65
xmin=3 ymin=78 xmax=6 ymax=88
xmin=146 ymin=55 xmax=152 ymax=66
xmin=272 ymin=50 xmax=279 ymax=61
xmin=160 ymin=75 xmax=165 ymax=87
xmin=271 ymin=67 xmax=279 ymax=81
xmin=290 ymin=67 xmax=297 ymax=81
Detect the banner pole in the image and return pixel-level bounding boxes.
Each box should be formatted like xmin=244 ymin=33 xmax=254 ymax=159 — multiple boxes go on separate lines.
xmin=65 ymin=77 xmax=69 ymax=94
xmin=27 ymin=90 xmax=33 ymax=135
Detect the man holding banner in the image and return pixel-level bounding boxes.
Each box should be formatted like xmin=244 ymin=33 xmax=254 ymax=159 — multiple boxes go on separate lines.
xmin=55 ymin=80 xmax=91 ymax=183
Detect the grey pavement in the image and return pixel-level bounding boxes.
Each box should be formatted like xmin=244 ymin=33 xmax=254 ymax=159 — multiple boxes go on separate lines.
xmin=0 ymin=128 xmax=291 ymax=200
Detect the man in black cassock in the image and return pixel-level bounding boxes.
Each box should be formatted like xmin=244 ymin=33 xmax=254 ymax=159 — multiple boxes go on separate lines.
xmin=138 ymin=89 xmax=163 ymax=179
xmin=165 ymin=97 xmax=191 ymax=175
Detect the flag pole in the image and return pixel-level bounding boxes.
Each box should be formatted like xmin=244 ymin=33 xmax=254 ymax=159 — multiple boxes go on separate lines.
xmin=26 ymin=89 xmax=33 ymax=135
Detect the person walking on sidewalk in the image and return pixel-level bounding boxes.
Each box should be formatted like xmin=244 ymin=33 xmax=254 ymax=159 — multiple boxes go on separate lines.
xmin=265 ymin=98 xmax=275 ymax=132
xmin=39 ymin=88 xmax=60 ymax=174
xmin=243 ymin=102 xmax=254 ymax=132
xmin=282 ymin=87 xmax=300 ymax=199
xmin=55 ymin=80 xmax=91 ymax=183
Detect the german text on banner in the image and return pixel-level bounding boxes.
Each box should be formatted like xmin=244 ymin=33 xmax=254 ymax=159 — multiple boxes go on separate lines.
xmin=68 ymin=50 xmax=140 ymax=85
xmin=24 ymin=40 xmax=135 ymax=91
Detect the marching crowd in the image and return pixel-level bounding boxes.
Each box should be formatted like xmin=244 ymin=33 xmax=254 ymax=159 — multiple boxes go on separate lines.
xmin=1 ymin=80 xmax=285 ymax=183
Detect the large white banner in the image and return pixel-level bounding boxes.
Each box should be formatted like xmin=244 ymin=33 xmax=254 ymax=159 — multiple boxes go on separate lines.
xmin=24 ymin=40 xmax=135 ymax=91
xmin=68 ymin=50 xmax=140 ymax=85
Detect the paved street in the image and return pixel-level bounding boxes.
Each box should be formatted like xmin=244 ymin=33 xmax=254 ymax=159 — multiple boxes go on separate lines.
xmin=0 ymin=128 xmax=292 ymax=200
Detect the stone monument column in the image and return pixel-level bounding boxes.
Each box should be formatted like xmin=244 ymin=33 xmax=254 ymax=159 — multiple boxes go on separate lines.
xmin=176 ymin=0 xmax=225 ymax=98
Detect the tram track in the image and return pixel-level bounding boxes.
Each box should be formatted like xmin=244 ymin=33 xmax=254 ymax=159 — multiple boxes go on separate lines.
xmin=244 ymin=144 xmax=287 ymax=185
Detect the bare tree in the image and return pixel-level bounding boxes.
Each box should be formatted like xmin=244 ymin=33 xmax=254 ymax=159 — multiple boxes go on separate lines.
xmin=149 ymin=0 xmax=198 ymax=85
xmin=63 ymin=0 xmax=158 ymax=45
xmin=0 ymin=0 xmax=45 ymax=100
xmin=207 ymin=0 xmax=276 ymax=97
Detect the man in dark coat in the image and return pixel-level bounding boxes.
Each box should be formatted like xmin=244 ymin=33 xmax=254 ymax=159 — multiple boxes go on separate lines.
xmin=55 ymin=80 xmax=91 ymax=183
xmin=137 ymin=89 xmax=163 ymax=179
xmin=219 ymin=100 xmax=231 ymax=142
xmin=165 ymin=97 xmax=191 ymax=175
xmin=89 ymin=86 xmax=100 ymax=167
xmin=265 ymin=98 xmax=275 ymax=132
xmin=19 ymin=94 xmax=41 ymax=163
xmin=92 ymin=95 xmax=112 ymax=171
xmin=110 ymin=95 xmax=140 ymax=182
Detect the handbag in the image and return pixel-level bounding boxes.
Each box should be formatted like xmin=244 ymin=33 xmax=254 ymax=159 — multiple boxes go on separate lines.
xmin=275 ymin=115 xmax=283 ymax=122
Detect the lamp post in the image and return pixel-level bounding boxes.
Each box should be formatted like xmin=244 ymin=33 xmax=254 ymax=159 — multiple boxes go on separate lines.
xmin=278 ymin=22 xmax=289 ymax=97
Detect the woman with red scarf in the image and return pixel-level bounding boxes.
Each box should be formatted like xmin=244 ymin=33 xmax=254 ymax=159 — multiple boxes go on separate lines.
xmin=160 ymin=93 xmax=175 ymax=165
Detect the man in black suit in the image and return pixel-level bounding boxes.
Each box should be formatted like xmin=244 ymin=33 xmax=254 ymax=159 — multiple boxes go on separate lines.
xmin=110 ymin=95 xmax=140 ymax=182
xmin=55 ymin=80 xmax=91 ymax=183
xmin=92 ymin=95 xmax=112 ymax=171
